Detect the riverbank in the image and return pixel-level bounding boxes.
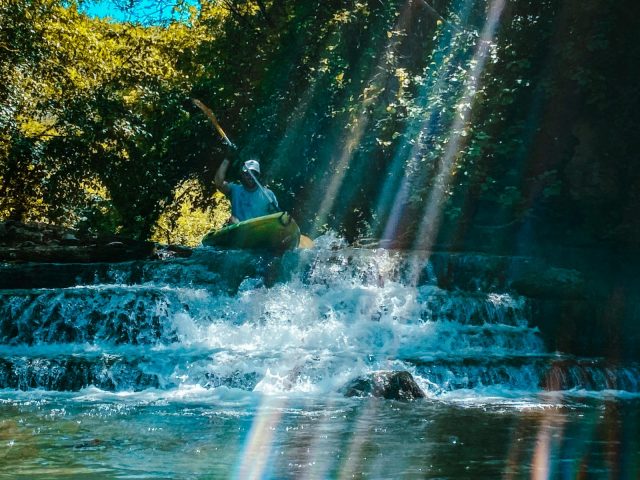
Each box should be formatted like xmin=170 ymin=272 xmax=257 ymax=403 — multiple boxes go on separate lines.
xmin=0 ymin=221 xmax=191 ymax=263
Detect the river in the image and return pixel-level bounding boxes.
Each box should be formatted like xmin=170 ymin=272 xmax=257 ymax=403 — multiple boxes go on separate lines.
xmin=1 ymin=238 xmax=638 ymax=478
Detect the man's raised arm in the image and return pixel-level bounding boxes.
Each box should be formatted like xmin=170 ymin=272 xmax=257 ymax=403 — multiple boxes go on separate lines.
xmin=214 ymin=158 xmax=231 ymax=195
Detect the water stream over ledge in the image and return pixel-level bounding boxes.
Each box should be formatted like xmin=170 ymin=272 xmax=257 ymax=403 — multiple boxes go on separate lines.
xmin=1 ymin=241 xmax=638 ymax=478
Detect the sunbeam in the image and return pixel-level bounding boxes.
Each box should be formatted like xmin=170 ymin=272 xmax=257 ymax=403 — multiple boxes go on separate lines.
xmin=407 ymin=0 xmax=507 ymax=284
xmin=372 ymin=0 xmax=476 ymax=245
xmin=311 ymin=0 xmax=417 ymax=232
xmin=2 ymin=1 xmax=639 ymax=479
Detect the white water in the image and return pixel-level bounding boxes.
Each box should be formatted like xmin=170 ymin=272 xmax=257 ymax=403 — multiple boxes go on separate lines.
xmin=0 ymin=239 xmax=638 ymax=406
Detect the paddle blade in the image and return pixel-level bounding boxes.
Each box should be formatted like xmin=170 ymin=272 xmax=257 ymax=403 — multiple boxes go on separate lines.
xmin=191 ymin=98 xmax=235 ymax=148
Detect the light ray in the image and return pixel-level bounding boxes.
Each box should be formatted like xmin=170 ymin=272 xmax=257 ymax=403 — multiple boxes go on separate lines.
xmin=258 ymin=8 xmax=351 ymax=180
xmin=373 ymin=0 xmax=476 ymax=245
xmin=233 ymin=395 xmax=286 ymax=480
xmin=312 ymin=0 xmax=417 ymax=232
xmin=336 ymin=399 xmax=381 ymax=480
xmin=304 ymin=5 xmax=507 ymax=477
xmin=531 ymin=410 xmax=566 ymax=480
xmin=234 ymin=3 xmax=507 ymax=478
xmin=407 ymin=0 xmax=507 ymax=284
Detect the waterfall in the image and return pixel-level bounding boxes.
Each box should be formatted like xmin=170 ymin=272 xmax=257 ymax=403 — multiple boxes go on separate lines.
xmin=0 ymin=242 xmax=638 ymax=398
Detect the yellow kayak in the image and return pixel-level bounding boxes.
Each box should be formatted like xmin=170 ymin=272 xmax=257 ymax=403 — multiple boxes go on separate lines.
xmin=201 ymin=212 xmax=301 ymax=251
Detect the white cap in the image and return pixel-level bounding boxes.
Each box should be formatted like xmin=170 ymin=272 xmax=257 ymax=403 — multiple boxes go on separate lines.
xmin=242 ymin=159 xmax=261 ymax=174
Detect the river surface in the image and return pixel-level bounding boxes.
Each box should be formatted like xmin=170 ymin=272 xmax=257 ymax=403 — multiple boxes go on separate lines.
xmin=1 ymin=238 xmax=638 ymax=478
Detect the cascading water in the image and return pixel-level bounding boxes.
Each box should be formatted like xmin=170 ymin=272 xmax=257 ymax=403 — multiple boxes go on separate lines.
xmin=1 ymin=239 xmax=637 ymax=398
xmin=1 ymin=239 xmax=638 ymax=478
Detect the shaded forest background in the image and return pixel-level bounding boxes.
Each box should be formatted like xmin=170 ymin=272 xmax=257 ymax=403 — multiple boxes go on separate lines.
xmin=1 ymin=0 xmax=639 ymax=253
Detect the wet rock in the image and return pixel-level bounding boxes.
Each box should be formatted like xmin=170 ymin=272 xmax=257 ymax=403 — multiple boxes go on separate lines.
xmin=0 ymin=355 xmax=161 ymax=391
xmin=73 ymin=438 xmax=104 ymax=450
xmin=60 ymin=233 xmax=79 ymax=245
xmin=343 ymin=371 xmax=425 ymax=401
xmin=154 ymin=244 xmax=193 ymax=259
xmin=0 ymin=262 xmax=112 ymax=289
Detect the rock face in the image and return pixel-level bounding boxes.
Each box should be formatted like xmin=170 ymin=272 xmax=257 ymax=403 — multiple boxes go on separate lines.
xmin=510 ymin=266 xmax=585 ymax=299
xmin=343 ymin=371 xmax=425 ymax=401
xmin=0 ymin=221 xmax=191 ymax=263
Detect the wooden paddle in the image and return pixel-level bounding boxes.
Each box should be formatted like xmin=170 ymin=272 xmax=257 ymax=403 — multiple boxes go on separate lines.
xmin=191 ymin=98 xmax=235 ymax=149
xmin=298 ymin=234 xmax=314 ymax=249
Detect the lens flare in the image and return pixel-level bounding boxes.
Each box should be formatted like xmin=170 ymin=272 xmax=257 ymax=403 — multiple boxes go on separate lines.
xmin=234 ymin=395 xmax=286 ymax=480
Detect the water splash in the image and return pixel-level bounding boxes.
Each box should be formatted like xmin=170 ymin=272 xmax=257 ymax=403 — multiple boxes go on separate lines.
xmin=1 ymin=242 xmax=637 ymax=402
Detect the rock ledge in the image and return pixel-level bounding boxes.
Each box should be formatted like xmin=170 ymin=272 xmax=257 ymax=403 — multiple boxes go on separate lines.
xmin=0 ymin=221 xmax=191 ymax=263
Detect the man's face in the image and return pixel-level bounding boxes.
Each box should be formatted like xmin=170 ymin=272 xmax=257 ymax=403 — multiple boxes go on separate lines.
xmin=240 ymin=169 xmax=257 ymax=189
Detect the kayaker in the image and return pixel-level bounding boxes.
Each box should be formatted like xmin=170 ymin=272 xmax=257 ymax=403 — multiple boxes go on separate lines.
xmin=214 ymin=158 xmax=280 ymax=224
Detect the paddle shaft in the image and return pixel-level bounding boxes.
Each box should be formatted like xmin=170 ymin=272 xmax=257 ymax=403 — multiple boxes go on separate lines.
xmin=245 ymin=169 xmax=280 ymax=213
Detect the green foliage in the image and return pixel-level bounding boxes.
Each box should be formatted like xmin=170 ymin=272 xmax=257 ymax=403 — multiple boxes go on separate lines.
xmin=0 ymin=0 xmax=209 ymax=238
xmin=1 ymin=0 xmax=638 ymax=250
xmin=150 ymin=180 xmax=229 ymax=246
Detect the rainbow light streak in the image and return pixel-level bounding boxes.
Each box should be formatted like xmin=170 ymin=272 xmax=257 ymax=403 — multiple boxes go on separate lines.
xmin=312 ymin=0 xmax=415 ymax=232
xmin=375 ymin=0 xmax=476 ymax=244
xmin=235 ymin=4 xmax=506 ymax=478
xmin=233 ymin=396 xmax=286 ymax=480
xmin=379 ymin=164 xmax=412 ymax=244
xmin=260 ymin=5 xmax=353 ymax=178
xmin=313 ymin=117 xmax=369 ymax=231
xmin=298 ymin=398 xmax=343 ymax=480
xmin=531 ymin=413 xmax=566 ymax=480
xmin=267 ymin=81 xmax=319 ymax=176
xmin=377 ymin=68 xmax=450 ymax=243
xmin=407 ymin=0 xmax=506 ymax=284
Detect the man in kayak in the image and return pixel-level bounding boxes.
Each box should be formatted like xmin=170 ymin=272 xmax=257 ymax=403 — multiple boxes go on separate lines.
xmin=214 ymin=158 xmax=280 ymax=224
